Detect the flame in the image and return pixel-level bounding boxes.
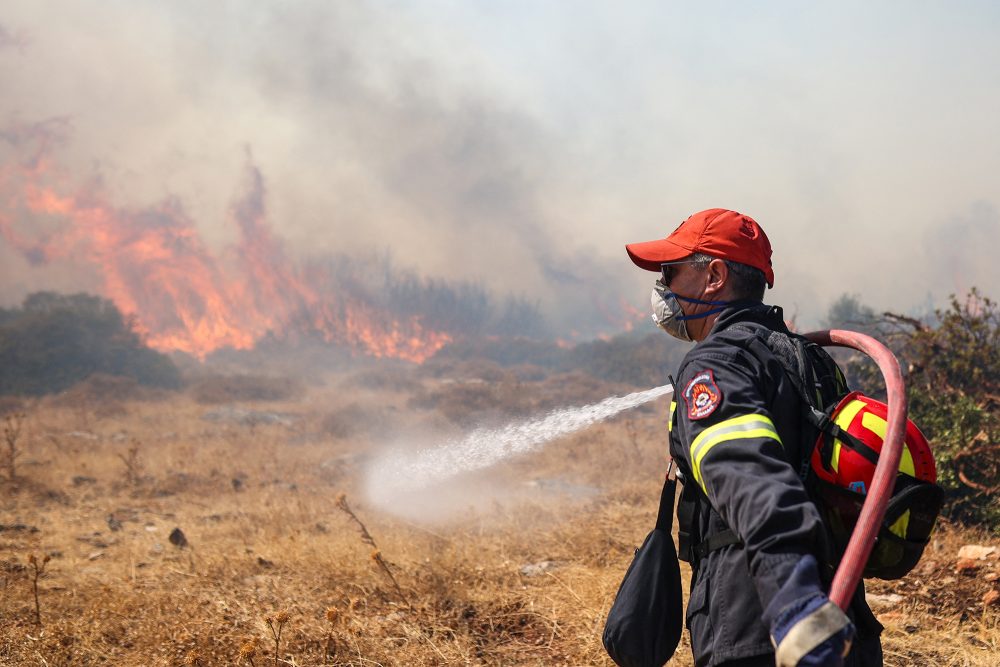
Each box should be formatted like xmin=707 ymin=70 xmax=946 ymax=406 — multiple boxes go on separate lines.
xmin=0 ymin=144 xmax=450 ymax=362
xmin=616 ymin=298 xmax=646 ymax=332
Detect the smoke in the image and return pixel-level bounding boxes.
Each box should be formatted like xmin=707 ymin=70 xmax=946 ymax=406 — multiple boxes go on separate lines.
xmin=2 ymin=2 xmax=999 ymax=341
xmin=0 ymin=3 xmax=645 ymax=341
xmin=0 ymin=23 xmax=27 ymax=52
xmin=921 ymin=203 xmax=1000 ymax=308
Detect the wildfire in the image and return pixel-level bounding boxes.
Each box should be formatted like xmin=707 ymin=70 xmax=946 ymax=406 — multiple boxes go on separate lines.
xmin=0 ymin=143 xmax=450 ymax=362
xmin=616 ymin=298 xmax=646 ymax=332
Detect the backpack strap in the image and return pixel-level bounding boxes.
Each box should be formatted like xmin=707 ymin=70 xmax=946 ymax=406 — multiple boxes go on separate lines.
xmin=655 ymin=459 xmax=678 ymax=533
xmin=676 ymin=478 xmax=744 ymax=563
xmin=692 ymin=529 xmax=741 ymax=559
xmin=807 ymin=406 xmax=882 ymax=469
xmin=676 ymin=480 xmax=697 ymax=563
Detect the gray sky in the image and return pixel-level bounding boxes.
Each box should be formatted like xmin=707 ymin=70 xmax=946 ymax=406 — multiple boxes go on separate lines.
xmin=2 ymin=1 xmax=998 ymax=338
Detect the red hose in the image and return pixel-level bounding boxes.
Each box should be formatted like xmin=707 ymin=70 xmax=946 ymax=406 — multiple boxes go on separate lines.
xmin=804 ymin=329 xmax=907 ymax=611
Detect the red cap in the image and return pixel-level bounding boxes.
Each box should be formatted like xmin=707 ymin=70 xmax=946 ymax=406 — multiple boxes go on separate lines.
xmin=625 ymin=208 xmax=774 ymax=287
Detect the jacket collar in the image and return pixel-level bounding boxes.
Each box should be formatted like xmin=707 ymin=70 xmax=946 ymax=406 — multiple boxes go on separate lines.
xmin=708 ymin=300 xmax=789 ymax=337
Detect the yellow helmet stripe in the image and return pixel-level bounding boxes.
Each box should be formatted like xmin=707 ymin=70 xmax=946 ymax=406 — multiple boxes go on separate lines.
xmin=833 ymin=399 xmax=867 ymax=430
xmin=889 ymin=509 xmax=911 ymax=539
xmin=861 ymin=412 xmax=915 ymax=477
xmin=830 ymin=399 xmax=867 ymax=474
xmin=690 ymin=414 xmax=781 ymax=493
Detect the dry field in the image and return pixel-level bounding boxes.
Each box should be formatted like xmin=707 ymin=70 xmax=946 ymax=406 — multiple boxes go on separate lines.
xmin=1 ymin=368 xmax=998 ymax=666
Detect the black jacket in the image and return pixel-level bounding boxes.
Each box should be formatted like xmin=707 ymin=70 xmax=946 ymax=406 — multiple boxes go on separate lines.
xmin=668 ymin=302 xmax=882 ymax=666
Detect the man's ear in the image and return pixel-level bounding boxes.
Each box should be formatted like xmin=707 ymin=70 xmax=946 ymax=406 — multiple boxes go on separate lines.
xmin=705 ymin=258 xmax=729 ymax=296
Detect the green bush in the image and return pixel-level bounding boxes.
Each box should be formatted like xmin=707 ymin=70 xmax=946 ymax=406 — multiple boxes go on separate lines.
xmin=0 ymin=292 xmax=182 ymax=396
xmin=898 ymin=290 xmax=999 ymax=529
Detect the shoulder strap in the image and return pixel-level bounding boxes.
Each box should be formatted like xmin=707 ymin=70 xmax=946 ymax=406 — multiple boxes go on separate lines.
xmin=655 ymin=460 xmax=678 ymax=532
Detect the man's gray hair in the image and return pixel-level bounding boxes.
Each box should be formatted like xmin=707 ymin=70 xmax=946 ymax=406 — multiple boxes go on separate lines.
xmin=691 ymin=252 xmax=767 ymax=301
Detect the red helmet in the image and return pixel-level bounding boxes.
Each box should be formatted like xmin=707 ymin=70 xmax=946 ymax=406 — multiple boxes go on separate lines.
xmin=811 ymin=391 xmax=937 ymax=493
xmin=811 ymin=392 xmax=943 ymax=580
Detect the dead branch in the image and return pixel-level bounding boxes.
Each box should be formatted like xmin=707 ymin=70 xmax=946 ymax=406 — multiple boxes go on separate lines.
xmin=881 ymin=311 xmax=930 ymax=332
xmin=957 ymin=467 xmax=999 ymax=494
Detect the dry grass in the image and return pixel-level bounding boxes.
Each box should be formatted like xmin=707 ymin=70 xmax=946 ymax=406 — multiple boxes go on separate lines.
xmin=0 ymin=371 xmax=997 ymax=666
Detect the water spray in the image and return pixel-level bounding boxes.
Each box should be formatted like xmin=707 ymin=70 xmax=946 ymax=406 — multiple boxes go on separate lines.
xmin=365 ymin=384 xmax=674 ymax=507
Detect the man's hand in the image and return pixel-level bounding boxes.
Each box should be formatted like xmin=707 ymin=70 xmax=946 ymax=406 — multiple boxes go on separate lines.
xmin=765 ymin=555 xmax=855 ymax=667
xmin=771 ymin=592 xmax=854 ymax=666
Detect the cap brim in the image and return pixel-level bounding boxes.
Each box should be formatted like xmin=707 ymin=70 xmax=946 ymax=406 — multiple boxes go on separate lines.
xmin=625 ymin=238 xmax=693 ymax=272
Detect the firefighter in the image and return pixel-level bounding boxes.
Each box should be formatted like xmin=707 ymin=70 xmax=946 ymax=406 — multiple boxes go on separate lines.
xmin=625 ymin=209 xmax=883 ymax=667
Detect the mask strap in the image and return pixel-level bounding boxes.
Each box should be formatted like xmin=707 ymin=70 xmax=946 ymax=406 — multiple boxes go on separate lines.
xmin=672 ymin=293 xmax=730 ymax=307
xmin=677 ymin=306 xmax=727 ymax=321
xmin=670 ymin=292 xmax=730 ymax=321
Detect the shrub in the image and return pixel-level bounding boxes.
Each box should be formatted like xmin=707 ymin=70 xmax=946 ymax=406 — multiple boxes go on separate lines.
xmin=0 ymin=292 xmax=181 ymax=396
xmin=47 ymin=373 xmax=168 ymax=418
xmin=321 ymin=402 xmax=398 ymax=439
xmin=897 ymin=290 xmax=999 ymax=529
xmin=565 ymin=333 xmax=686 ymax=388
xmin=190 ymin=374 xmax=304 ymax=404
xmin=426 ymin=330 xmax=686 ymax=389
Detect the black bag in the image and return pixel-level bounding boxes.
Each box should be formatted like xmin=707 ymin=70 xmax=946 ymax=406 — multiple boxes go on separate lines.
xmin=602 ymin=463 xmax=683 ymax=667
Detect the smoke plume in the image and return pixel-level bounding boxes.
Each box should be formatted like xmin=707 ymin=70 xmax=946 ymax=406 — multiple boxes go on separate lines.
xmin=2 ymin=2 xmax=999 ymax=344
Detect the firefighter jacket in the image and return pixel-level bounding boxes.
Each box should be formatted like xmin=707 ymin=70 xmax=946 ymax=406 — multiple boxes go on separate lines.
xmin=668 ymin=302 xmax=882 ymax=666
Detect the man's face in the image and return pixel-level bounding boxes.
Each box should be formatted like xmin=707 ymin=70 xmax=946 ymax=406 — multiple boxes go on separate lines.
xmin=664 ymin=260 xmax=708 ymax=307
xmin=664 ymin=259 xmax=722 ymax=342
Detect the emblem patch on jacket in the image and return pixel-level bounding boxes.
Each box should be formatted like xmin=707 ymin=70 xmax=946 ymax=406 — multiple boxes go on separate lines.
xmin=683 ymin=370 xmax=722 ymax=420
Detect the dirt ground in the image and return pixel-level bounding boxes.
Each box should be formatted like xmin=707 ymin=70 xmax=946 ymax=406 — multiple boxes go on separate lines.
xmin=1 ymin=373 xmax=998 ymax=666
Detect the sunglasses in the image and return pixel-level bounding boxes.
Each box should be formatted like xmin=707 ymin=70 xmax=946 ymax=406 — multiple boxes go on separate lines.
xmin=659 ymin=259 xmax=707 ymax=285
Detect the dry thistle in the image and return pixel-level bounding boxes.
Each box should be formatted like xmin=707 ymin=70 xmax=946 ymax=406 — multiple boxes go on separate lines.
xmin=238 ymin=636 xmax=260 ymax=666
xmin=117 ymin=439 xmax=143 ymax=486
xmin=624 ymin=417 xmax=641 ymax=461
xmin=336 ymin=494 xmax=407 ymax=603
xmin=26 ymin=552 xmax=50 ymax=626
xmin=264 ymin=610 xmax=289 ymax=667
xmin=3 ymin=412 xmax=26 ymax=481
xmin=324 ymin=606 xmax=339 ymax=662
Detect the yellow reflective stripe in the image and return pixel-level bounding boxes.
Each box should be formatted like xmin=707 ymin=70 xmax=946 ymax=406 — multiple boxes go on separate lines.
xmin=668 ymin=401 xmax=677 ymax=434
xmin=861 ymin=412 xmax=915 ymax=477
xmin=834 ymin=400 xmax=867 ymax=430
xmin=690 ymin=414 xmax=781 ymax=492
xmin=889 ymin=509 xmax=910 ymax=539
xmin=861 ymin=411 xmax=886 ymax=439
xmin=831 ymin=441 xmax=841 ymax=473
xmin=831 ymin=400 xmax=867 ymax=474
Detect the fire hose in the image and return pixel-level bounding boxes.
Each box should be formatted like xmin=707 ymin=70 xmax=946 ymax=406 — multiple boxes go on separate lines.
xmin=805 ymin=329 xmax=907 ymax=611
